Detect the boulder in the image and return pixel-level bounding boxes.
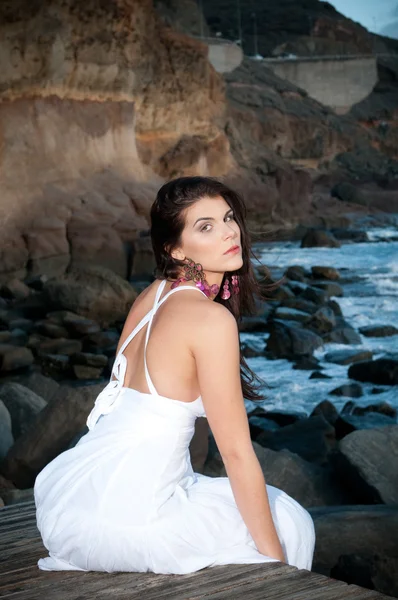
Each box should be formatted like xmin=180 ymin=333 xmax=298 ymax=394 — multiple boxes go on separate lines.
xmin=330 ymin=554 xmax=398 ymax=598
xmin=205 ymin=443 xmax=349 ymax=508
xmin=284 ymin=266 xmax=307 ymax=282
xmin=1 ymin=279 xmax=31 ymax=301
xmin=310 ymin=505 xmax=398 ymax=575
xmin=0 ymin=401 xmax=14 ymax=460
xmin=330 ymin=228 xmax=369 ymax=243
xmin=311 ymin=266 xmax=340 ymax=281
xmin=280 ymin=297 xmax=318 ymax=314
xmin=312 ymin=281 xmax=344 ymax=298
xmin=256 ymin=415 xmax=336 ymax=465
xmin=292 ymin=356 xmax=320 ymax=371
xmin=273 ymin=307 xmax=311 ymax=323
xmin=309 ymin=371 xmax=331 ymax=379
xmin=336 ymin=425 xmax=398 ymax=504
xmin=36 ymin=337 xmax=83 ymax=355
xmin=301 ymin=229 xmax=341 ymax=248
xmin=359 ymin=325 xmax=398 ymax=338
xmin=302 ymin=285 xmax=328 ymax=305
xmin=325 ymin=349 xmax=373 ymax=366
xmin=305 ymin=306 xmax=336 ymax=335
xmin=0 ymin=383 xmax=105 ymax=488
xmin=0 ymin=345 xmax=34 ymax=372
xmin=266 ymin=321 xmax=323 ymax=359
xmin=10 ymin=372 xmax=59 ymax=403
xmin=329 ymin=383 xmax=363 ymax=398
xmin=325 ymin=326 xmax=362 ymax=345
xmin=353 ymin=402 xmax=397 ymax=419
xmin=43 ymin=265 xmax=137 ymax=326
xmin=348 ymin=357 xmax=398 ymax=386
xmin=0 ymin=382 xmax=47 ymax=439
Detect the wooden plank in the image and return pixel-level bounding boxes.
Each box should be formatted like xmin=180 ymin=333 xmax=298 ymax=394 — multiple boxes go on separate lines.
xmin=0 ymin=504 xmax=392 ymax=600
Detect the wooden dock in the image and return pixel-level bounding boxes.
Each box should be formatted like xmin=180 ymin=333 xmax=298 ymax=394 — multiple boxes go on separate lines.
xmin=0 ymin=501 xmax=391 ymax=600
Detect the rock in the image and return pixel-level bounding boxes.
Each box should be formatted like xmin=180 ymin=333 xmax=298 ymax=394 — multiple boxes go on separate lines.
xmin=10 ymin=372 xmax=59 ymax=403
xmin=36 ymin=338 xmax=83 ymax=356
xmin=70 ymin=353 xmax=108 ymax=368
xmin=0 ymin=383 xmax=47 ymax=439
xmin=266 ymin=321 xmax=323 ymax=359
xmin=256 ymin=416 xmax=336 ymax=465
xmin=0 ymin=383 xmax=105 ymax=488
xmin=273 ymin=307 xmax=311 ymax=323
xmin=312 ymin=281 xmax=344 ymax=298
xmin=241 ymin=341 xmax=264 ymax=358
xmin=311 ymin=400 xmax=339 ymax=424
xmin=326 ymin=325 xmax=362 ymax=345
xmin=0 ymin=401 xmax=14 ymax=460
xmin=72 ymin=365 xmax=104 ymax=380
xmin=0 ymin=474 xmax=15 ymax=491
xmin=352 ymin=402 xmax=397 ymax=419
xmin=37 ymin=353 xmax=70 ymax=378
xmin=205 ymin=443 xmax=349 ymax=508
xmin=0 ymin=345 xmax=34 ymax=372
xmin=341 ymin=413 xmax=396 ymax=432
xmin=7 ymin=318 xmax=33 ymax=333
xmin=329 ymin=383 xmax=363 ymax=398
xmin=284 ymin=266 xmax=307 ymax=282
xmin=292 ymin=356 xmax=320 ymax=370
xmin=327 ymin=300 xmax=343 ymax=317
xmin=0 ymin=332 xmax=11 ymax=343
xmin=189 ymin=417 xmax=209 ymax=475
xmin=130 ymin=236 xmax=156 ymax=280
xmin=302 ymin=285 xmax=328 ymax=305
xmin=305 ymin=306 xmax=336 ymax=335
xmin=280 ymin=297 xmax=318 ymax=314
xmin=311 ymin=266 xmax=340 ymax=281
xmin=336 ymin=425 xmax=398 ymax=504
xmin=359 ymin=325 xmax=398 ymax=338
xmin=63 ymin=314 xmax=101 ymax=337
xmin=82 ymin=330 xmax=120 ymax=355
xmin=248 ymin=415 xmax=280 ymax=438
xmin=43 ymin=265 xmax=137 ymax=326
xmin=1 ymin=279 xmax=31 ymax=301
xmin=238 ymin=316 xmax=268 ymax=332
xmin=330 ymin=554 xmax=398 ymax=598
xmin=34 ymin=321 xmax=69 ymax=339
xmin=300 ymin=229 xmax=341 ymax=249
xmin=310 ymin=505 xmax=398 ymax=575
xmin=309 ymin=371 xmax=331 ymax=380
xmin=260 ymin=411 xmax=302 ymax=428
xmin=330 ymin=228 xmax=369 ymax=243
xmin=348 ymin=357 xmax=398 ymax=386
xmin=331 ymin=182 xmax=368 ymax=207
xmin=324 ymin=349 xmax=373 ymax=366
xmin=266 ymin=285 xmax=295 ymax=302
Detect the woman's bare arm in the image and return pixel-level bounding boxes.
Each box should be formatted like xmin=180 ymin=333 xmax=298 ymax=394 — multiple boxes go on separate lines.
xmin=191 ymin=303 xmax=285 ymax=562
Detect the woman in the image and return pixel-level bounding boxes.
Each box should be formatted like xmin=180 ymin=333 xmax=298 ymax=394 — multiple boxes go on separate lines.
xmin=34 ymin=177 xmax=315 ymax=574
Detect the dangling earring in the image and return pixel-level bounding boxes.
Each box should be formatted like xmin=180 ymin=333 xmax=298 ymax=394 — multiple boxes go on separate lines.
xmin=171 ymin=258 xmax=219 ymax=298
xmin=221 ymin=278 xmax=231 ymax=300
xmin=231 ymin=275 xmax=240 ymax=295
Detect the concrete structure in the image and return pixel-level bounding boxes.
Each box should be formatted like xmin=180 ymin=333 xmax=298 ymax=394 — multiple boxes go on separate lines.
xmin=262 ymin=55 xmax=378 ymax=113
xmin=196 ymin=37 xmax=243 ymax=73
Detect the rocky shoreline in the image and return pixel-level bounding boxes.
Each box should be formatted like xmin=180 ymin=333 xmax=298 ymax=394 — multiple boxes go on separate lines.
xmin=0 ymin=226 xmax=397 ymax=596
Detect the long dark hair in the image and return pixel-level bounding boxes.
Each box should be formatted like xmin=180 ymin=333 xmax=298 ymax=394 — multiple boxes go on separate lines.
xmin=150 ymin=176 xmax=265 ymax=401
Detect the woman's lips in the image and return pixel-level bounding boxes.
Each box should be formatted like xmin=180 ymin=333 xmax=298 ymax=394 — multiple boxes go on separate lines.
xmin=224 ymin=245 xmax=240 ymax=255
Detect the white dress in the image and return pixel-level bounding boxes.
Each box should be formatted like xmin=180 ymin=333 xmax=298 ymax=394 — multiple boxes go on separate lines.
xmin=34 ymin=279 xmax=315 ymax=575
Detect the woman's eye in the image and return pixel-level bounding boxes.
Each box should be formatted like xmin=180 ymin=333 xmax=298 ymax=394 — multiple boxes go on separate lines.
xmin=226 ymin=214 xmax=234 ymax=222
xmin=201 ymin=224 xmax=212 ymax=232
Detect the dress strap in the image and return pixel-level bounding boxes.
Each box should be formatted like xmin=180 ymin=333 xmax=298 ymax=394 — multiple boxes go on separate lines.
xmin=144 ymin=281 xmax=207 ymax=396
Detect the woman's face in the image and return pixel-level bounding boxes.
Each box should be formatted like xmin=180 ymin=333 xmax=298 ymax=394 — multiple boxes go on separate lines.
xmin=171 ymin=195 xmax=243 ymax=274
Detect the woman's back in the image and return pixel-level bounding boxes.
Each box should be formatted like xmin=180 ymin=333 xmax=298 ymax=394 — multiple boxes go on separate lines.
xmin=119 ymin=278 xmax=211 ymax=403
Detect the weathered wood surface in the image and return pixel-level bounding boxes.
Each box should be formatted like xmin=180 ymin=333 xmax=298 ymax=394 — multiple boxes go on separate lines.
xmin=0 ymin=501 xmax=391 ymax=600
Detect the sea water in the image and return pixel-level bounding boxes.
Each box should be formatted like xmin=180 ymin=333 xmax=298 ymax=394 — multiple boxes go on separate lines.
xmin=244 ymin=227 xmax=398 ymax=415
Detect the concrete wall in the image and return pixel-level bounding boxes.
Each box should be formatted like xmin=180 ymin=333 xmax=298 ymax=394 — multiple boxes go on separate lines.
xmin=195 ymin=37 xmax=243 ymax=73
xmin=263 ymin=56 xmax=378 ymax=113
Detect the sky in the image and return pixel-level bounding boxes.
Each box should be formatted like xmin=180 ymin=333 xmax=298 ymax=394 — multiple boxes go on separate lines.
xmin=329 ymin=0 xmax=398 ymax=36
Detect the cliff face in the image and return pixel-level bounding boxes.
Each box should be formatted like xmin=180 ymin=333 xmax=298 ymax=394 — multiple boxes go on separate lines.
xmin=0 ymin=0 xmax=227 ymax=279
